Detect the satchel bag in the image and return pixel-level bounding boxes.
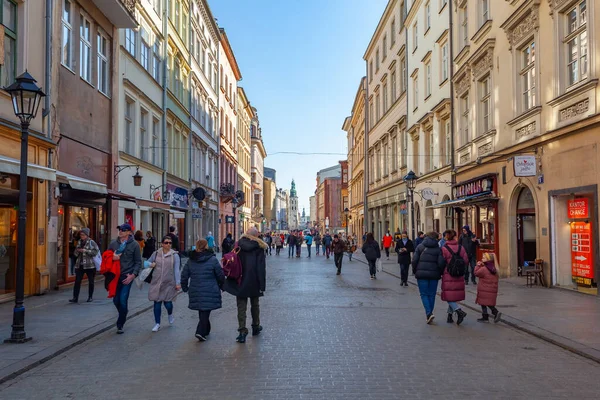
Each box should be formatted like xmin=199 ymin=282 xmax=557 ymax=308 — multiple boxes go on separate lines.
xmin=222 ymin=247 xmax=243 ymax=285
xmin=93 ymin=253 xmax=102 ymax=271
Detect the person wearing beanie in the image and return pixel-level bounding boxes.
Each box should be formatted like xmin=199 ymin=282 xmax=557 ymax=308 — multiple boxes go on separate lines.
xmin=69 ymin=228 xmax=100 ymax=303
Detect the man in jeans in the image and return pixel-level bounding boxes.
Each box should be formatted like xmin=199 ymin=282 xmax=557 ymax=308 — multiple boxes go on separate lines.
xmin=287 ymin=231 xmax=297 ymax=258
xmin=224 ymin=227 xmax=267 ymax=343
xmin=108 ymin=223 xmax=142 ymax=334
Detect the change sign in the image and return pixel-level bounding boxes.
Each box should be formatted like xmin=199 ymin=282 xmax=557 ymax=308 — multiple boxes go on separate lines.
xmin=568 ymin=198 xmax=589 ymax=219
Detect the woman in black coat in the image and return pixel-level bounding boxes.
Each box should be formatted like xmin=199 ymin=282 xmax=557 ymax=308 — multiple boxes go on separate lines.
xmin=181 ymin=239 xmax=225 ymax=341
xmin=395 ymin=231 xmax=415 ymax=286
xmin=361 ymin=232 xmax=381 ymax=280
xmin=143 ymin=231 xmax=156 ymax=259
xmin=221 ymin=233 xmax=234 ymax=255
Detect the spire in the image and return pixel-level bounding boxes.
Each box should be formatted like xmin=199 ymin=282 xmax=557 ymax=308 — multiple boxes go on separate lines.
xmin=290 ymin=179 xmax=297 ymax=197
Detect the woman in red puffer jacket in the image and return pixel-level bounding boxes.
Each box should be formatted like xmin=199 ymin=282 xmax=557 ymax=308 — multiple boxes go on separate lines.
xmin=475 ymin=253 xmax=502 ymax=323
xmin=440 ymin=229 xmax=470 ymax=325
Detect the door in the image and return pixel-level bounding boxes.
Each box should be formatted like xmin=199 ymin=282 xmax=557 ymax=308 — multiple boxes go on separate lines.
xmin=58 ymin=205 xmax=96 ymax=283
xmin=0 ymin=206 xmax=17 ymax=295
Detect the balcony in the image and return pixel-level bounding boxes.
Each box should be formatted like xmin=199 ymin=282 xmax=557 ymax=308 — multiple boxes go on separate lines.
xmin=92 ymin=0 xmax=138 ymax=29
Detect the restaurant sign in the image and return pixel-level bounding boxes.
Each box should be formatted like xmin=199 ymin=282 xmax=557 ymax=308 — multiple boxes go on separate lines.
xmin=166 ymin=184 xmax=189 ymax=209
xmin=453 ymin=177 xmax=494 ymax=199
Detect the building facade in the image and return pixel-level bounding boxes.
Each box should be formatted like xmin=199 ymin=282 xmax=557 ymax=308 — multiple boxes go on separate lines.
xmin=315 ymin=164 xmax=342 ymax=233
xmin=448 ymin=0 xmax=599 ymax=296
xmin=237 ymin=87 xmax=253 ymax=236
xmin=364 ymin=0 xmax=410 ymax=241
xmin=263 ymin=175 xmax=277 ymax=231
xmin=250 ymin=111 xmax=266 ymax=230
xmin=276 ymin=188 xmax=289 ymax=230
xmin=309 ymin=195 xmax=317 ymax=228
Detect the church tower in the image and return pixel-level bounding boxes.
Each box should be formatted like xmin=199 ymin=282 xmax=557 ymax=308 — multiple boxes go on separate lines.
xmin=288 ymin=179 xmax=299 ymax=230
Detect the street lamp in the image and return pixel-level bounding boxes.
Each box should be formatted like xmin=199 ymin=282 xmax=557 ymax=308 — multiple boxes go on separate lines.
xmin=4 ymin=71 xmax=46 ymax=343
xmin=344 ymin=207 xmax=350 ymax=238
xmin=404 ymin=170 xmax=418 ymax=240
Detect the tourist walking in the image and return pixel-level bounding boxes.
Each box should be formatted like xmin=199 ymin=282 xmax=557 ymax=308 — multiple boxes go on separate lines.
xmin=206 ymin=231 xmax=215 ymax=252
xmin=414 ymin=231 xmax=425 ymax=248
xmin=224 ymin=227 xmax=267 ymax=343
xmin=475 ymin=253 xmax=502 ymax=323
xmin=441 ymin=230 xmax=469 ymax=325
xmin=362 ymin=233 xmax=381 ymax=279
xmin=274 ymin=234 xmax=283 ymax=255
xmin=134 ymin=230 xmax=145 ymax=252
xmin=412 ymin=232 xmax=445 ymax=324
xmin=395 ymin=231 xmax=414 ymax=286
xmin=69 ymin=228 xmax=99 ymax=303
xmin=287 ymin=231 xmax=297 ymax=258
xmin=264 ymin=233 xmax=273 ymax=256
xmin=314 ymin=232 xmax=322 ymax=255
xmin=323 ymin=231 xmax=333 ymax=259
xmin=221 ymin=233 xmax=234 ymax=255
xmin=305 ymin=232 xmax=313 ymax=257
xmin=346 ymin=235 xmax=356 ymax=261
xmin=332 ymin=234 xmax=346 ymax=275
xmin=108 ymin=223 xmax=142 ymax=334
xmin=147 ymin=236 xmax=181 ymax=332
xmin=296 ymin=232 xmax=303 ymax=257
xmin=142 ymin=231 xmax=156 ymax=260
xmin=181 ymin=239 xmax=225 ymax=341
xmin=166 ymin=226 xmax=180 ymax=252
xmin=382 ymin=231 xmax=393 ymax=260
xmin=459 ymin=225 xmax=479 ymax=284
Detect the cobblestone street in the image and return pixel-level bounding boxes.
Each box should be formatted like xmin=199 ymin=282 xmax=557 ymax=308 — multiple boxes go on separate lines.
xmin=1 ymin=252 xmax=600 ymax=400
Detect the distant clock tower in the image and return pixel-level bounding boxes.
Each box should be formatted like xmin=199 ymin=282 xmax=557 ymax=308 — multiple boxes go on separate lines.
xmin=288 ymin=179 xmax=299 ymax=230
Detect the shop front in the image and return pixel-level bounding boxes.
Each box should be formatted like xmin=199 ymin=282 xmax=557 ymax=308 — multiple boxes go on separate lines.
xmin=166 ymin=183 xmax=189 ymax=252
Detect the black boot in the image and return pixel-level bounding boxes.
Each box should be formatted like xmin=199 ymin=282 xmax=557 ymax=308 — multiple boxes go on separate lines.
xmin=492 ymin=310 xmax=502 ymax=323
xmin=456 ymin=309 xmax=467 ymax=325
xmin=477 ymin=314 xmax=489 ymax=323
xmin=252 ymin=325 xmax=263 ymax=336
xmin=447 ymin=314 xmax=454 ymax=323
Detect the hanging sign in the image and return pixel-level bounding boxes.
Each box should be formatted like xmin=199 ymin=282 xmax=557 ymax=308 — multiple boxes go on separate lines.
xmin=571 ymin=221 xmax=594 ymax=287
xmin=567 ymin=198 xmax=589 ymax=219
xmin=421 ymin=188 xmax=435 ymax=201
xmin=166 ymin=184 xmax=189 ymax=209
xmin=514 ymin=155 xmax=536 ymax=177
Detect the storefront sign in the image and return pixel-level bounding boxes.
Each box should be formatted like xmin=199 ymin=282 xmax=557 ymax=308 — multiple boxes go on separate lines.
xmin=571 ymin=221 xmax=594 ymax=287
xmin=225 ymin=215 xmax=235 ymax=223
xmin=454 ymin=177 xmax=494 ymax=199
xmin=166 ymin=184 xmax=189 ymax=209
xmin=421 ymin=187 xmax=435 ymax=201
xmin=514 ymin=155 xmax=536 ymax=177
xmin=192 ymin=210 xmax=202 ymax=219
xmin=567 ymin=198 xmax=589 ymax=219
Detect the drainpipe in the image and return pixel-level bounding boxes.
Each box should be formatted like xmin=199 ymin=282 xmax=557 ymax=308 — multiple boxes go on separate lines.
xmin=44 ymin=0 xmax=52 ymax=141
xmin=449 ymin=0 xmax=456 ymax=227
xmin=162 ymin=0 xmax=168 ymax=238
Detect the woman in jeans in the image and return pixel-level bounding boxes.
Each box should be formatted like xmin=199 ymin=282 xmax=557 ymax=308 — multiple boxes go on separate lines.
xmin=147 ymin=236 xmax=181 ymax=332
xmin=69 ymin=228 xmax=99 ymax=303
xmin=362 ymin=233 xmax=381 ymax=280
xmin=412 ymin=232 xmax=445 ymax=324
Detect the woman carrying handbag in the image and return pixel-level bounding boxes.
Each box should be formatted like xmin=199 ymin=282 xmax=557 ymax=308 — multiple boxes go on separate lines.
xmin=69 ymin=228 xmax=100 ymax=303
xmin=146 ymin=236 xmax=181 ymax=332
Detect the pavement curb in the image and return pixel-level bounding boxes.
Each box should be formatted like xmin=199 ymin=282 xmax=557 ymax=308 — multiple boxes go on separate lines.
xmin=0 ymin=302 xmax=154 ymax=385
xmin=346 ymin=254 xmax=600 ymax=364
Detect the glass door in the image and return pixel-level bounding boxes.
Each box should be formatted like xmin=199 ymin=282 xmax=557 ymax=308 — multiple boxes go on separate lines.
xmin=0 ymin=206 xmax=17 ymax=295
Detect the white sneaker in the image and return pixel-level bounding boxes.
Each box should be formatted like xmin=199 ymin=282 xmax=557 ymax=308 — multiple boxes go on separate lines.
xmin=168 ymin=314 xmax=175 ymax=324
xmin=152 ymin=324 xmax=160 ymax=332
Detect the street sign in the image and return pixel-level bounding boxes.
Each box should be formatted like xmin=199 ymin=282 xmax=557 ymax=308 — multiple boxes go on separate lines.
xmin=192 ymin=210 xmax=202 ymax=219
xmin=400 ymin=209 xmax=408 ymax=215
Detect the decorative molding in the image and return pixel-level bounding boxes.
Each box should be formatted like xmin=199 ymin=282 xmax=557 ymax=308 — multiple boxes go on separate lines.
xmin=502 ymin=1 xmax=541 ymax=48
xmin=550 ymin=0 xmax=572 ymax=15
xmin=559 ymin=99 xmax=590 ymax=122
xmin=459 ymin=152 xmax=471 ymax=164
xmin=478 ymin=142 xmax=493 ymax=156
xmin=455 ymin=74 xmax=470 ymax=95
xmin=516 ymin=121 xmax=536 ymax=139
xmin=471 ymin=50 xmax=493 ymax=80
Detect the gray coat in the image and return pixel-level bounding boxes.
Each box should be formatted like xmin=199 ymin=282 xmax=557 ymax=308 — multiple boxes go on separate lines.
xmin=108 ymin=235 xmax=142 ymax=277
xmin=181 ymin=251 xmax=225 ymax=311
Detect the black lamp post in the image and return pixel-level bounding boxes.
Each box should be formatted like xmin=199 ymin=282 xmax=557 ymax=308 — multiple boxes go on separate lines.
xmin=4 ymin=71 xmax=46 ymax=344
xmin=404 ymin=170 xmax=418 ymax=240
xmin=344 ymin=207 xmax=350 ymax=238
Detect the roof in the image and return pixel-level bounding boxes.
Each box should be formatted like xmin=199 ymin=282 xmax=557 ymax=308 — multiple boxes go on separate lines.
xmin=219 ymin=28 xmax=242 ymax=80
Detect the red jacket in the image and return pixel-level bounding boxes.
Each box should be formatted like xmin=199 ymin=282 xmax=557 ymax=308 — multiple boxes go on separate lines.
xmin=100 ymin=249 xmax=121 ymax=298
xmin=382 ymin=235 xmax=393 ymax=248
xmin=440 ymin=240 xmax=469 ymax=302
xmin=475 ymin=261 xmax=499 ymax=306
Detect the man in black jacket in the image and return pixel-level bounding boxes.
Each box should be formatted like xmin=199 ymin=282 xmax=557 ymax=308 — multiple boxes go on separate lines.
xmin=459 ymin=225 xmax=479 ymax=284
xmin=224 ymin=227 xmax=267 ymax=343
xmin=108 ymin=223 xmax=142 ymax=334
xmin=395 ymin=231 xmax=415 ymax=286
xmin=412 ymin=232 xmax=445 ymax=324
xmin=287 ymin=231 xmax=297 ymax=258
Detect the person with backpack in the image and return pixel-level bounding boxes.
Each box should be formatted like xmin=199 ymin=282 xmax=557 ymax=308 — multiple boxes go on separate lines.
xmin=441 ymin=229 xmax=469 ymax=325
xmin=181 ymin=239 xmax=225 ymax=341
xmin=305 ymin=232 xmax=313 ymax=258
xmin=221 ymin=233 xmax=234 ymax=255
xmin=362 ymin=233 xmax=381 ymax=279
xmin=459 ymin=225 xmax=480 ymax=285
xmin=475 ymin=252 xmax=502 ymax=323
xmin=323 ymin=231 xmax=333 ymax=259
xmin=382 ymin=231 xmax=393 ymax=260
xmin=395 ymin=231 xmax=414 ymax=286
xmin=223 ymin=227 xmax=267 ymax=343
xmin=412 ymin=232 xmax=445 ymax=324
xmin=69 ymin=228 xmax=100 ymax=303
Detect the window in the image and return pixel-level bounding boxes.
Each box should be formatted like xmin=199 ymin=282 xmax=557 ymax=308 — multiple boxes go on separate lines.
xmin=461 ymin=93 xmax=470 ymax=145
xmin=175 ymin=0 xmax=180 ymax=32
xmin=182 ymin=10 xmax=188 ymax=44
xmin=61 ymin=0 xmax=73 ymax=69
xmin=125 ymin=29 xmax=136 ymax=56
xmin=140 ymin=109 xmax=148 ymax=161
xmin=202 ymin=46 xmax=206 ymax=72
xmin=382 ymin=82 xmax=388 ymax=113
xmin=425 ymin=1 xmax=431 ymax=31
xmin=391 ymin=71 xmax=397 ymax=102
xmin=481 ymin=0 xmax=489 ymax=24
xmin=444 ymin=120 xmax=451 ymax=166
xmin=125 ymin=99 xmax=134 ymax=155
xmin=391 ymin=19 xmax=396 ymax=45
xmin=520 ymin=41 xmax=536 ymax=111
xmin=392 ymin=135 xmax=398 ymax=171
xmin=400 ymin=55 xmax=406 ymax=93
xmin=565 ymin=0 xmax=588 ymax=86
xmin=97 ymin=32 xmax=109 ymax=95
xmin=190 ymin=30 xmax=195 ymax=60
xmin=480 ymin=75 xmax=491 ymax=133
xmin=141 ymin=35 xmax=150 ymax=71
xmin=401 ymin=1 xmax=407 ymax=25
xmin=402 ymin=129 xmax=408 ymax=166
xmin=152 ymin=41 xmax=161 ymax=81
xmin=152 ymin=118 xmax=159 ymax=166
xmin=460 ymin=6 xmax=468 ymax=48
xmin=412 ymin=75 xmax=418 ymax=110
xmin=0 ymin=0 xmax=16 ymax=87
xmin=376 ymin=93 xmax=381 ymax=121
xmin=369 ymin=101 xmax=374 ymax=129
xmin=369 ymin=61 xmax=374 ymax=81
xmin=441 ymin=42 xmax=449 ymax=81
xmin=413 ymin=23 xmax=418 ymax=50
xmin=383 ymin=140 xmax=389 ymax=176
xmin=425 ymin=62 xmax=431 ymax=98
xmin=376 ymin=49 xmax=380 ymax=71
xmin=383 ymin=36 xmax=388 ymax=59
xmin=428 ymin=130 xmax=434 ymax=171
xmin=153 ymin=0 xmax=161 ymax=15
xmin=80 ymin=15 xmax=92 ymax=82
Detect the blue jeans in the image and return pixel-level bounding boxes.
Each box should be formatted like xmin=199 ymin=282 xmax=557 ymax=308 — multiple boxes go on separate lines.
xmin=113 ymin=278 xmax=133 ymax=329
xmin=154 ymin=301 xmax=173 ymax=324
xmin=307 ymin=245 xmax=312 ymax=257
xmin=288 ymin=245 xmax=294 ymax=257
xmin=465 ymin=255 xmax=477 ymax=282
xmin=316 ymin=244 xmax=320 ymax=255
xmin=447 ymin=302 xmax=461 ymax=314
xmin=417 ymin=279 xmax=439 ymax=316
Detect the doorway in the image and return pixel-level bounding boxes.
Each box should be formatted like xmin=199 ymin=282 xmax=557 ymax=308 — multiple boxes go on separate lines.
xmin=0 ymin=206 xmax=17 ymax=295
xmin=516 ymin=187 xmax=537 ymax=268
xmin=57 ymin=205 xmax=97 ymax=283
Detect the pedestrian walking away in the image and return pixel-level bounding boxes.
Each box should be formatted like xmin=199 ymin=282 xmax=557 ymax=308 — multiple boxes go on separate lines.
xmin=395 ymin=231 xmax=414 ymax=286
xmin=314 ymin=232 xmax=322 ymax=255
xmin=264 ymin=233 xmax=273 ymax=256
xmin=134 ymin=230 xmax=145 ymax=252
xmin=475 ymin=253 xmax=502 ymax=323
xmin=146 ymin=236 xmax=181 ymax=332
xmin=305 ymin=232 xmax=313 ymax=257
xmin=224 ymin=227 xmax=267 ymax=344
xmin=69 ymin=228 xmax=100 ymax=303
xmin=440 ymin=230 xmax=469 ymax=325
xmin=459 ymin=225 xmax=480 ymax=285
xmin=287 ymin=232 xmax=297 ymax=258
xmin=362 ymin=233 xmax=381 ymax=279
xmin=108 ymin=223 xmax=142 ymax=334
xmin=296 ymin=232 xmax=303 ymax=257
xmin=382 ymin=231 xmax=393 ymax=260
xmin=332 ymin=234 xmax=346 ymax=275
xmin=181 ymin=239 xmax=225 ymax=341
xmin=346 ymin=235 xmax=356 ymax=261
xmin=143 ymin=231 xmax=156 ymax=260
xmin=412 ymin=232 xmax=445 ymax=324
xmin=221 ymin=233 xmax=234 ymax=255
xmin=274 ymin=234 xmax=283 ymax=255
xmin=206 ymin=231 xmax=215 ymax=252
xmin=166 ymin=226 xmax=180 ymax=252
xmin=323 ymin=231 xmax=333 ymax=259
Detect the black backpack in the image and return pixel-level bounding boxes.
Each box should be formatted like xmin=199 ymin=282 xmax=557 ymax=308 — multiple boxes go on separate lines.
xmin=444 ymin=244 xmax=467 ymax=277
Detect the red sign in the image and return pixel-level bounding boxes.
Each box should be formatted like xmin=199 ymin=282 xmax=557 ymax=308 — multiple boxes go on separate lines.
xmin=568 ymin=198 xmax=589 ymax=219
xmin=571 ymin=221 xmax=594 ymax=287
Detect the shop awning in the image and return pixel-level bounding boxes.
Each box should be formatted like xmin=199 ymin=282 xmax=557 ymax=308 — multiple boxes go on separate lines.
xmin=170 ymin=210 xmax=186 ymax=219
xmin=56 ymin=172 xmax=107 ymax=194
xmin=426 ymin=198 xmax=464 ymax=209
xmin=107 ymin=189 xmax=137 ymax=203
xmin=136 ymin=198 xmax=170 ymax=210
xmin=427 ymin=191 xmax=499 ymax=209
xmin=0 ymin=155 xmax=56 ymax=181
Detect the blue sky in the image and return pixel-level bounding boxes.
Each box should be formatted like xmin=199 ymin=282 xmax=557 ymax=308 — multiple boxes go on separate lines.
xmin=210 ymin=0 xmax=388 ymax=213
